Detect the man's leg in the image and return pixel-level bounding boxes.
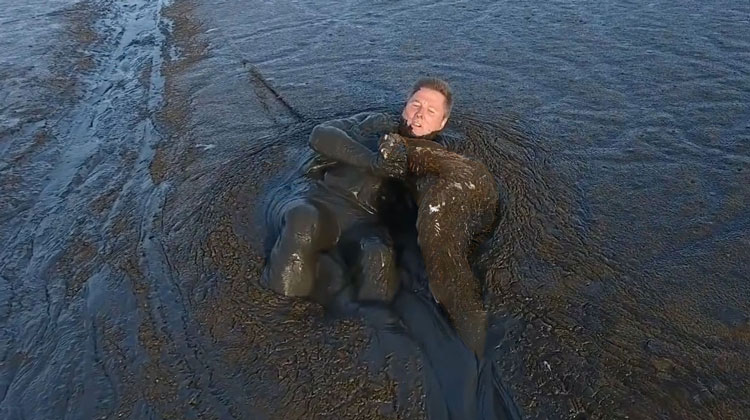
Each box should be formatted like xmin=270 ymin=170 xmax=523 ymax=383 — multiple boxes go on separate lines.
xmin=423 ymin=247 xmax=488 ymax=357
xmin=263 ymin=201 xmax=340 ymax=297
xmin=353 ymin=230 xmax=399 ymax=302
xmin=416 ymin=189 xmax=489 ymax=357
xmin=310 ymin=251 xmax=348 ymax=305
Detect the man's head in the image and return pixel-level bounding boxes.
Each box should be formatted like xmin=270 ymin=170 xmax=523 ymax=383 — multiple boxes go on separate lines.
xmin=399 ymin=77 xmax=452 ymax=140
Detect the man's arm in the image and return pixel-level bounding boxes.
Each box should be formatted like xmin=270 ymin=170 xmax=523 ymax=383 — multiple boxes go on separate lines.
xmin=309 ymin=112 xmax=404 ymax=176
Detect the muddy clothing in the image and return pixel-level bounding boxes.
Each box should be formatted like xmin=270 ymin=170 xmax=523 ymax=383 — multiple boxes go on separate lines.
xmin=382 ymin=135 xmax=499 ymax=356
xmin=263 ymin=112 xmax=404 ymax=303
xmin=307 ymin=112 xmax=406 ymax=209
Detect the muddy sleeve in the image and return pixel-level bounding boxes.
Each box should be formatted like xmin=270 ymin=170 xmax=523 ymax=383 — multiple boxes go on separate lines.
xmin=309 ymin=112 xmax=393 ymax=169
xmin=356 ymin=112 xmax=397 ymax=136
xmin=397 ymin=137 xmax=449 ymax=176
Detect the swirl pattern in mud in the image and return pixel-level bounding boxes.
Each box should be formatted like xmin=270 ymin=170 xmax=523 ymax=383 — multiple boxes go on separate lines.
xmin=2 ymin=0 xmax=749 ymax=419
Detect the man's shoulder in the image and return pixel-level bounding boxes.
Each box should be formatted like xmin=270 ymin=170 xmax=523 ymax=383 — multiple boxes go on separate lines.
xmin=317 ymin=111 xmax=398 ymax=140
xmin=319 ymin=111 xmax=392 ymax=129
xmin=354 ymin=111 xmax=399 ymax=135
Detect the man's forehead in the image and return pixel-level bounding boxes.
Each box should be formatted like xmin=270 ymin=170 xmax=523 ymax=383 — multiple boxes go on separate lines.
xmin=410 ymin=88 xmax=447 ymax=106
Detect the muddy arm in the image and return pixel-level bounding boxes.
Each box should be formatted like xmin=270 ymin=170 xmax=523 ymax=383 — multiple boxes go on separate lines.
xmin=400 ymin=137 xmax=453 ymax=176
xmin=311 ymin=113 xmax=406 ymax=176
xmin=309 ymin=115 xmax=375 ymax=169
xmin=309 ymin=112 xmax=394 ymax=169
xmin=355 ymin=112 xmax=397 ymax=136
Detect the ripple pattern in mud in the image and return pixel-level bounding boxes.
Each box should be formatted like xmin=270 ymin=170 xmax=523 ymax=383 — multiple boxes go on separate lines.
xmin=2 ymin=0 xmax=749 ymax=418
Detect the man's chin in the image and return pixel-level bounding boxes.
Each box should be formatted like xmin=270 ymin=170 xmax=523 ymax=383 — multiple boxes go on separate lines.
xmin=397 ymin=118 xmax=441 ymax=141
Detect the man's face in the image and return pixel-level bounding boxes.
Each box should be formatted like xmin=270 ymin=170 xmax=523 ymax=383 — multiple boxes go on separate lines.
xmin=401 ymin=88 xmax=449 ymax=138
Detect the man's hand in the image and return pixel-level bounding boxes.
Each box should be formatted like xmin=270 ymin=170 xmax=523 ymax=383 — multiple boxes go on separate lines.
xmin=370 ymin=134 xmax=407 ymax=178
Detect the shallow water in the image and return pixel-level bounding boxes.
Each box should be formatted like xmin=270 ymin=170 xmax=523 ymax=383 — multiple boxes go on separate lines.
xmin=1 ymin=0 xmax=749 ymax=418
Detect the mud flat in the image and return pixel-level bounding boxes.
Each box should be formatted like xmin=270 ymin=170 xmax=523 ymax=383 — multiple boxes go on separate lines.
xmin=1 ymin=0 xmax=749 ymax=419
xmin=153 ymin=0 xmax=750 ymax=417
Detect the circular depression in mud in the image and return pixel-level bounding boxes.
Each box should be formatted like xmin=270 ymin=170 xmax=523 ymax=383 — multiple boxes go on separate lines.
xmin=183 ymin=111 xmax=585 ymax=419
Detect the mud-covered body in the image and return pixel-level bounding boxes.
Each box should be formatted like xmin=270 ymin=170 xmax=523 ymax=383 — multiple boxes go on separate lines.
xmin=400 ymin=137 xmax=499 ymax=355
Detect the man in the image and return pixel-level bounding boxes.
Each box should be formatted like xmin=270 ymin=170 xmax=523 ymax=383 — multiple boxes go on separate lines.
xmin=262 ymin=77 xmax=453 ymax=304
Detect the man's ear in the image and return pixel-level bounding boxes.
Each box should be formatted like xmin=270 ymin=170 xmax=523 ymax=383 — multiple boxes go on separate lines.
xmin=439 ymin=116 xmax=448 ymax=130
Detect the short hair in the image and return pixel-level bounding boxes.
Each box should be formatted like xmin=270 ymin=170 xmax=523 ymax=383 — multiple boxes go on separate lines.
xmin=409 ymin=77 xmax=453 ymax=118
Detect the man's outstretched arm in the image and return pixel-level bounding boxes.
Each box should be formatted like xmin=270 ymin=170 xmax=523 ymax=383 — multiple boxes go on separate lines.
xmin=309 ymin=112 xmax=404 ymax=176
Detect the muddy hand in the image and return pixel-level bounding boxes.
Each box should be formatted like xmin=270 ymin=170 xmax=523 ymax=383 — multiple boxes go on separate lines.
xmin=370 ymin=133 xmax=407 ymax=178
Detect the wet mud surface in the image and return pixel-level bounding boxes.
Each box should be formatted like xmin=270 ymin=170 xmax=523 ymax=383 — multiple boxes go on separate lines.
xmin=2 ymin=0 xmax=749 ymax=419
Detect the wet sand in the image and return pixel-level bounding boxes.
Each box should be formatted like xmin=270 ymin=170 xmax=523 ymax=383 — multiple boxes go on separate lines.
xmin=1 ymin=0 xmax=749 ymax=419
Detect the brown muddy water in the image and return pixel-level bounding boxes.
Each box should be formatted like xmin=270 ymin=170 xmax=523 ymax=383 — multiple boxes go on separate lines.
xmin=1 ymin=0 xmax=749 ymax=419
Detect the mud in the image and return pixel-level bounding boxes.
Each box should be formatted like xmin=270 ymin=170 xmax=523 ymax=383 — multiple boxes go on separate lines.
xmin=2 ymin=0 xmax=750 ymax=419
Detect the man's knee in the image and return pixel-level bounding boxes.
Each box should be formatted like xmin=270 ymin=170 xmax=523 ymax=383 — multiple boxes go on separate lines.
xmin=283 ymin=203 xmax=319 ymax=243
xmin=282 ymin=202 xmax=339 ymax=250
xmin=356 ymin=238 xmax=399 ymax=302
xmin=262 ymin=204 xmax=322 ymax=297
